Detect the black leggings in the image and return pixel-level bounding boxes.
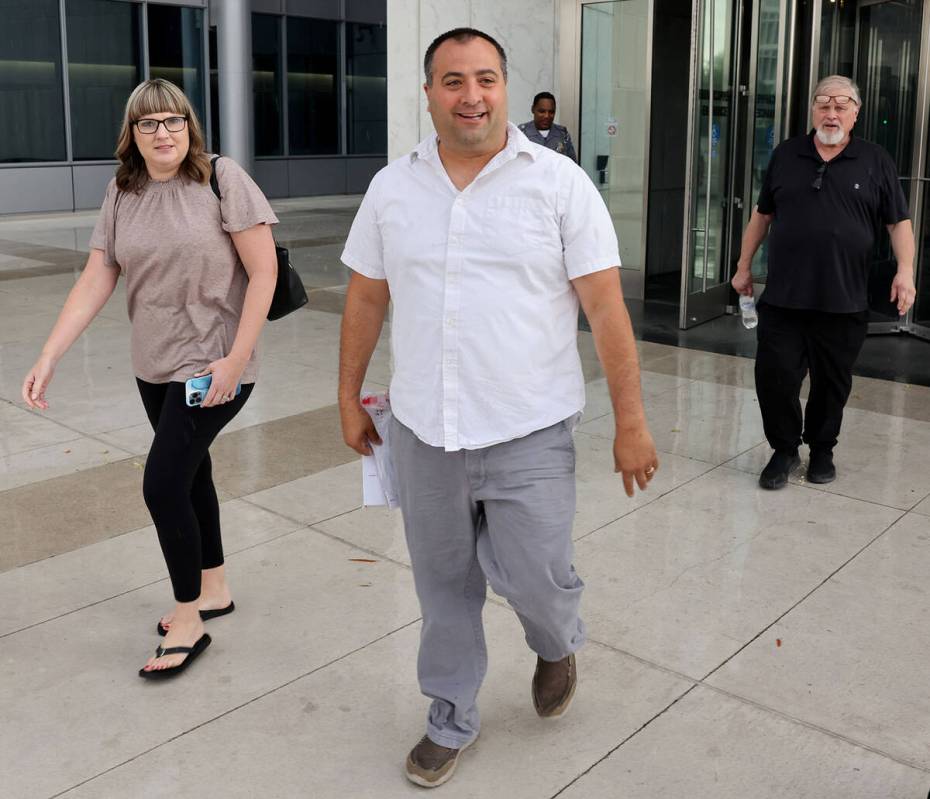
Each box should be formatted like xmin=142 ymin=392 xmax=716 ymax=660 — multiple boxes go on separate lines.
xmin=137 ymin=379 xmax=253 ymax=602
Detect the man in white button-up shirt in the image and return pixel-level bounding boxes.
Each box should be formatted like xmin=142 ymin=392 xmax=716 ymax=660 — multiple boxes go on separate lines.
xmin=338 ymin=27 xmax=658 ymax=788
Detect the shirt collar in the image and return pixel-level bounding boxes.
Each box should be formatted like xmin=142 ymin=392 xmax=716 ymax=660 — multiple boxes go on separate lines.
xmin=410 ymin=122 xmax=538 ymax=166
xmin=803 ymin=129 xmax=861 ymax=160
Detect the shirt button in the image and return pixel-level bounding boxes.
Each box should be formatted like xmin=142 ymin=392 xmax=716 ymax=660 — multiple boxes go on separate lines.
xmin=446 ymin=316 xmax=455 ymax=327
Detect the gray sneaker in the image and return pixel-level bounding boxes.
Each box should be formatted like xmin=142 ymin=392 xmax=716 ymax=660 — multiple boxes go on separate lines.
xmin=532 ymin=653 xmax=577 ymax=718
xmin=405 ymin=734 xmax=475 ymax=788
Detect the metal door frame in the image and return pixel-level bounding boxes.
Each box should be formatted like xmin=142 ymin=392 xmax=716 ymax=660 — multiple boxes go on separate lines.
xmin=679 ymin=0 xmax=746 ymax=328
xmin=861 ymin=0 xmax=930 ymax=335
xmin=894 ymin=0 xmax=930 ymax=339
xmin=811 ymin=0 xmax=930 ymax=337
xmin=907 ymin=7 xmax=930 ymax=341
xmin=560 ymin=0 xmax=653 ymax=302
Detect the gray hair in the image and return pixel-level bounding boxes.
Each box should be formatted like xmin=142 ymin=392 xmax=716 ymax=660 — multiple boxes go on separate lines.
xmin=811 ymin=75 xmax=861 ymax=106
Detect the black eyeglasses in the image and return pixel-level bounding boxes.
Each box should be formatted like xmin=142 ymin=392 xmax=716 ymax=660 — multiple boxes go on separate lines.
xmin=811 ymin=162 xmax=827 ymax=190
xmin=134 ymin=116 xmax=188 ymax=135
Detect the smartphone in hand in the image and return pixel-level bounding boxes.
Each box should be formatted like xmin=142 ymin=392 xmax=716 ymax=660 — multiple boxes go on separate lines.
xmin=185 ymin=375 xmax=242 ymax=407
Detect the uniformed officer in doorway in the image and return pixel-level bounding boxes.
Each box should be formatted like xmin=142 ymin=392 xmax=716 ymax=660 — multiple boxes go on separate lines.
xmin=518 ymin=91 xmax=576 ymax=162
xmin=732 ymin=75 xmax=916 ymax=491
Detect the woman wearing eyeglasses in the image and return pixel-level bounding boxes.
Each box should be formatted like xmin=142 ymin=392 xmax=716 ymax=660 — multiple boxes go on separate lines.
xmin=21 ymin=79 xmax=279 ymax=679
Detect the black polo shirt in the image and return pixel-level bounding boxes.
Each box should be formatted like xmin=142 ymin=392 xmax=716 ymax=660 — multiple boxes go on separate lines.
xmin=756 ymin=131 xmax=909 ymax=312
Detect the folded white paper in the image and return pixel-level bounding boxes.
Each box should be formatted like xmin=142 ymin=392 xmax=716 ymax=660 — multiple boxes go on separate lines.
xmin=360 ymin=392 xmax=399 ymax=509
xmin=361 ymin=454 xmax=389 ymax=506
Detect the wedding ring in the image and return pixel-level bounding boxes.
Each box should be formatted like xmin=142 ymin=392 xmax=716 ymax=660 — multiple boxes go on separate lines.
xmin=645 ymin=466 xmax=655 ymax=476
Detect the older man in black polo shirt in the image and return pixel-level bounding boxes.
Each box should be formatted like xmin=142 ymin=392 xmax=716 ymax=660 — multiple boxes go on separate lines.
xmin=732 ymin=75 xmax=916 ymax=490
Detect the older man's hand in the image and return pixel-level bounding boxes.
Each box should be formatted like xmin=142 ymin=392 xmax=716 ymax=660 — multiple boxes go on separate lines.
xmin=731 ymin=268 xmax=753 ymax=296
xmin=890 ymin=270 xmax=916 ymax=315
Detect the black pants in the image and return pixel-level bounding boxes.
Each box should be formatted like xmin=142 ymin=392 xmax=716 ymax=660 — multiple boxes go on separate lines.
xmin=137 ymin=379 xmax=253 ymax=602
xmin=755 ymin=302 xmax=868 ymax=454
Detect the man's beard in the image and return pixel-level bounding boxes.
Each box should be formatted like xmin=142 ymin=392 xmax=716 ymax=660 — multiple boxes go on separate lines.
xmin=816 ymin=125 xmax=846 ymax=145
xmin=455 ymin=127 xmax=491 ymax=146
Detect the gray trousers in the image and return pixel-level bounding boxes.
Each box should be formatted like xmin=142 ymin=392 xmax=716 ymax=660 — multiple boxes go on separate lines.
xmin=391 ymin=417 xmax=586 ymax=748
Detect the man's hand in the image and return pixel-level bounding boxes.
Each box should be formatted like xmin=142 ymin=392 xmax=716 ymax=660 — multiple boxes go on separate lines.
xmin=614 ymin=421 xmax=659 ymax=497
xmin=890 ymin=270 xmax=916 ymax=315
xmin=340 ymin=399 xmax=381 ymax=455
xmin=731 ymin=266 xmax=753 ymax=297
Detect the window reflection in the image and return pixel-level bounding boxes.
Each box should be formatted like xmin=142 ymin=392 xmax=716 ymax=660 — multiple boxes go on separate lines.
xmin=346 ymin=22 xmax=387 ymax=155
xmin=253 ymin=14 xmax=283 ymax=157
xmin=0 ymin=0 xmax=66 ymax=162
xmin=148 ymin=5 xmax=206 ymax=124
xmin=209 ymin=26 xmax=220 ymax=153
xmin=287 ymin=17 xmax=339 ymax=155
xmin=67 ymin=0 xmax=141 ymax=160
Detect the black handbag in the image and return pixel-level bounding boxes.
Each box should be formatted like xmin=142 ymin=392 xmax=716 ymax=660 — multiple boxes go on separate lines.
xmin=209 ymin=155 xmax=309 ymax=320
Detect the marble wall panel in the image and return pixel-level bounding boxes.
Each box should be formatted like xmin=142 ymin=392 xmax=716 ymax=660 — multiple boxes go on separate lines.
xmin=387 ymin=0 xmax=559 ymax=159
xmin=387 ymin=0 xmax=423 ymax=158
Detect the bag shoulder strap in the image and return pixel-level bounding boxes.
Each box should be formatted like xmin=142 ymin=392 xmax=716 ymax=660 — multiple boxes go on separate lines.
xmin=111 ymin=186 xmax=124 ymax=247
xmin=209 ymin=155 xmax=222 ymax=201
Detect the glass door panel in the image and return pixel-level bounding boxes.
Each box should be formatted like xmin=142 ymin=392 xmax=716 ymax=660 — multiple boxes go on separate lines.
xmin=914 ymin=178 xmax=930 ymax=339
xmin=818 ymin=0 xmax=923 ymax=327
xmin=680 ymin=0 xmax=738 ymax=327
xmin=579 ymin=0 xmax=650 ymax=283
xmin=745 ymin=0 xmax=793 ymax=283
xmin=858 ymin=0 xmax=923 ymax=323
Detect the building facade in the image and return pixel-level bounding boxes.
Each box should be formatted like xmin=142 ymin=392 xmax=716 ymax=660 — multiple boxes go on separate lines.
xmin=391 ymin=0 xmax=930 ymax=338
xmin=3 ymin=0 xmax=929 ymax=338
xmin=0 ymin=0 xmax=387 ymax=214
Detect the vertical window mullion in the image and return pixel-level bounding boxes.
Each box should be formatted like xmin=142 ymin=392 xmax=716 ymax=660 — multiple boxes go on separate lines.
xmin=58 ymin=0 xmax=74 ymax=162
xmin=203 ymin=5 xmax=212 ymax=149
xmin=141 ymin=1 xmax=150 ymax=80
xmin=339 ymin=19 xmax=347 ymax=155
xmin=281 ymin=13 xmax=289 ymax=157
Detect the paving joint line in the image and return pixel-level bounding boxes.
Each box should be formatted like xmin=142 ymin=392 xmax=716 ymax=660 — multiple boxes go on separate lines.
xmin=0 ymin=515 xmax=322 ymax=640
xmin=582 ymin=633 xmax=930 ymax=777
xmin=717 ymin=462 xmax=921 ymax=512
xmin=548 ymin=684 xmax=700 ymax=798
xmin=573 ymin=457 xmax=720 ymax=544
xmin=47 ymin=618 xmax=423 ymax=799
xmin=698 ymin=680 xmax=930 ymax=774
xmin=696 ymin=506 xmax=908 ymax=687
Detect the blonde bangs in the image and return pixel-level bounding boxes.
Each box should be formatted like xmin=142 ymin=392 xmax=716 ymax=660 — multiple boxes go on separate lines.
xmin=115 ymin=79 xmax=211 ymax=193
xmin=125 ymin=79 xmax=192 ymax=120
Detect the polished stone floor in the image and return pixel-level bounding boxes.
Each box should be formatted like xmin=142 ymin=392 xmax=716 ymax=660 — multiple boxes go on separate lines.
xmin=1 ymin=199 xmax=929 ymax=798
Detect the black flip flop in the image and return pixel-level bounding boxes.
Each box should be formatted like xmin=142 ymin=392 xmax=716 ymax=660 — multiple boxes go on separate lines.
xmin=156 ymin=602 xmax=235 ymax=636
xmin=138 ymin=633 xmax=212 ymax=680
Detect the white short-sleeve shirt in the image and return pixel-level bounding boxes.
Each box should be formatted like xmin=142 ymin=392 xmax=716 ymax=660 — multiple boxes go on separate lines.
xmin=341 ymin=123 xmax=621 ymax=451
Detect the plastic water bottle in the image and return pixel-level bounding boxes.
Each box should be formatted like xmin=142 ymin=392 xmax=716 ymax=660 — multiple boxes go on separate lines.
xmin=739 ymin=294 xmax=758 ymax=329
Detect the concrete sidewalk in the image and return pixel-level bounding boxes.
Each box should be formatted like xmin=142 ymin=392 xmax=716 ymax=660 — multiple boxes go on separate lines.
xmin=0 ymin=199 xmax=928 ymax=798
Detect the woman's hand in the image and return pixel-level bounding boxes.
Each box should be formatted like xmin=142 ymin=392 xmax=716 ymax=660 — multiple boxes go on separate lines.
xmin=197 ymin=354 xmax=248 ymax=407
xmin=22 ymin=354 xmax=57 ymax=410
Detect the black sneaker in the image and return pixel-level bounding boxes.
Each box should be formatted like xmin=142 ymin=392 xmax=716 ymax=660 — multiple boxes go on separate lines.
xmin=759 ymin=450 xmax=800 ymax=490
xmin=807 ymin=449 xmax=836 ymax=484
